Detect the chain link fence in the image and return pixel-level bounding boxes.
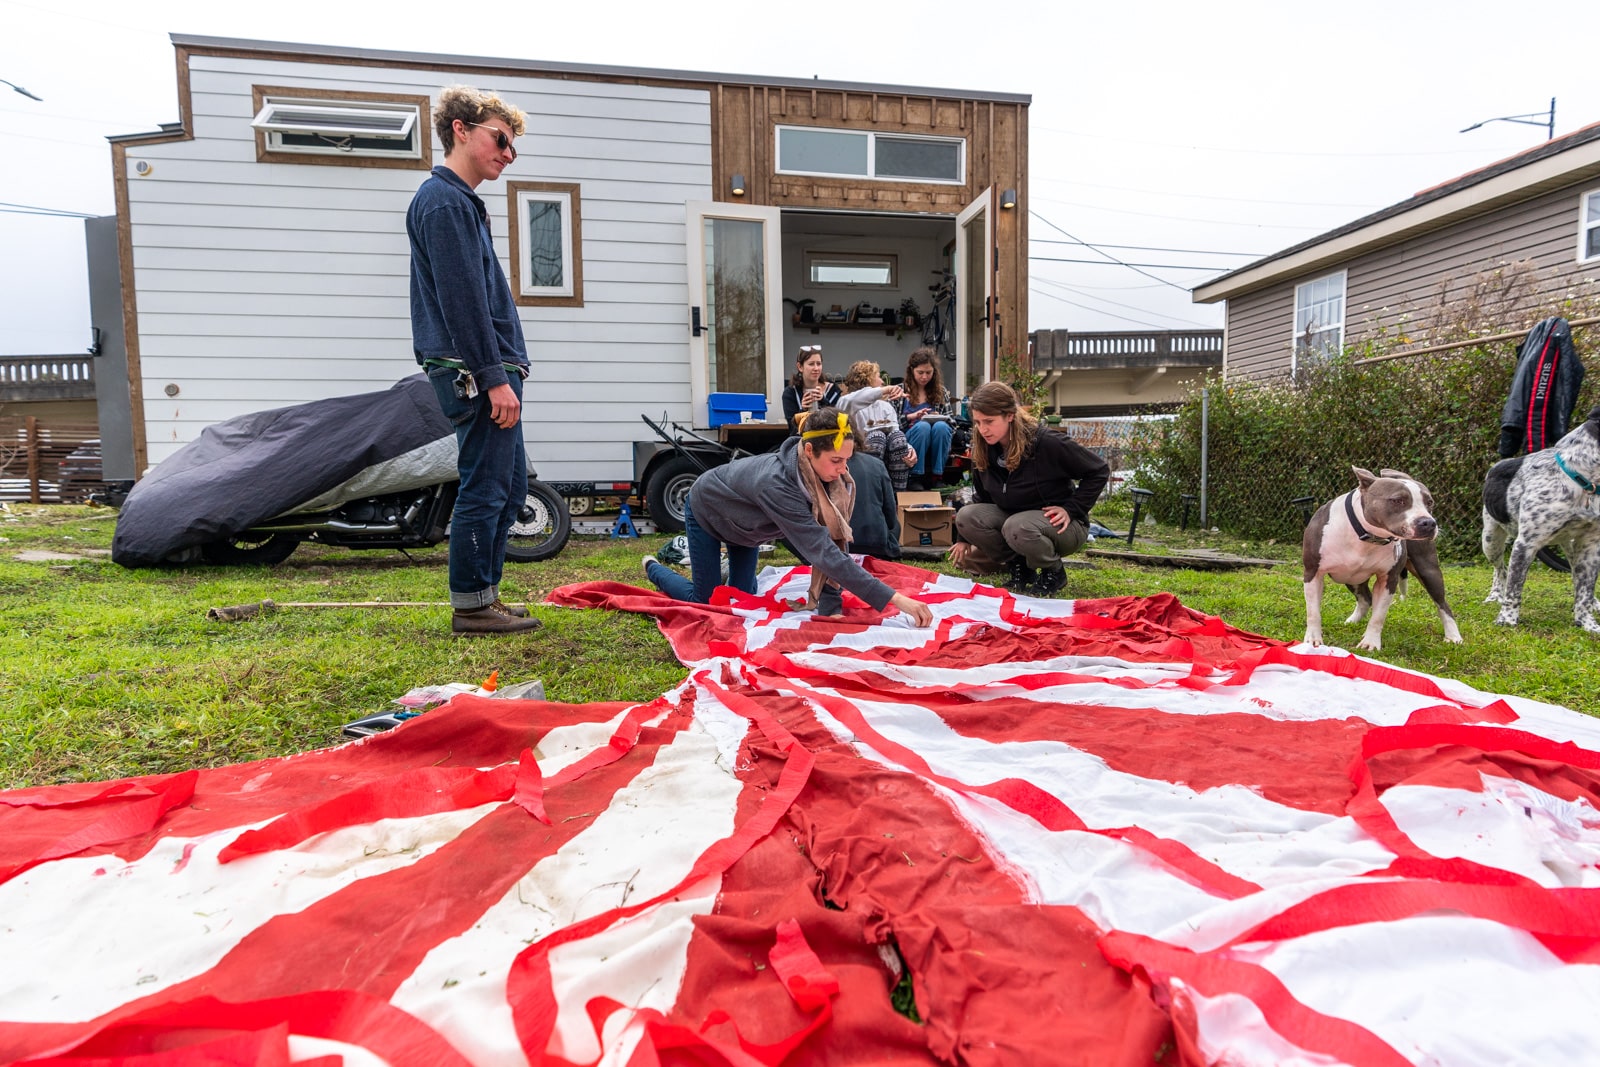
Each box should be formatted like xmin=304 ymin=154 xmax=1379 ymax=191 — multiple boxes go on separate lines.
xmin=1126 ymin=326 xmax=1600 ymax=561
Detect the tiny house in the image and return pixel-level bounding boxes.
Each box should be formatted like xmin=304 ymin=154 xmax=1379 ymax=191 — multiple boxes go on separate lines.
xmin=95 ymin=34 xmax=1029 ymax=486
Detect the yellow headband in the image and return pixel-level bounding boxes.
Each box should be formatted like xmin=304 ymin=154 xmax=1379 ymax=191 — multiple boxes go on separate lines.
xmin=801 ymin=413 xmax=851 ymax=452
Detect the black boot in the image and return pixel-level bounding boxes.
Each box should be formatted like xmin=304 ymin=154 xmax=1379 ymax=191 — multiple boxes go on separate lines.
xmin=1001 ymin=555 xmax=1037 ymax=591
xmin=1028 ymin=564 xmax=1067 ymax=598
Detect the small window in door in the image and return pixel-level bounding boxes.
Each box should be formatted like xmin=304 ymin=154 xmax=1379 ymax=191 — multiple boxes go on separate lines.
xmin=508 ymin=182 xmax=583 ymax=307
xmin=805 ymin=251 xmax=897 ymax=288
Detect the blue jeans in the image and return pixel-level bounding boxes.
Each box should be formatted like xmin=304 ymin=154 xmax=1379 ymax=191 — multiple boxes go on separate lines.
xmin=428 ymin=366 xmax=527 ymax=609
xmin=644 ymin=497 xmax=759 ymax=603
xmin=906 ymin=418 xmax=953 ymax=475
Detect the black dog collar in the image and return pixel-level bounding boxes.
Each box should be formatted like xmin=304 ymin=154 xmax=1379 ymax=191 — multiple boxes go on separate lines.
xmin=1343 ymin=492 xmax=1398 ymax=545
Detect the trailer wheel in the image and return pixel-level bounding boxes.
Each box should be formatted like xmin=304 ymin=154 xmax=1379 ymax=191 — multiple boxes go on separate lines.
xmin=199 ymin=533 xmax=301 ymax=566
xmin=506 ymin=479 xmax=572 ymax=562
xmin=645 ymin=455 xmax=703 ymax=533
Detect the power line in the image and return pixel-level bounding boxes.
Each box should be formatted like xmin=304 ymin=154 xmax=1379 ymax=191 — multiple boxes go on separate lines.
xmin=1029 ymin=174 xmax=1379 ymax=210
xmin=1028 ymin=286 xmax=1199 ymax=331
xmin=1031 ymin=254 xmax=1227 ymax=273
xmin=1030 ymin=122 xmax=1502 ymax=159
xmin=1030 ymin=275 xmax=1216 ymax=329
xmin=1032 ymin=237 xmax=1264 ymax=257
xmin=1031 ymin=274 xmax=1217 ymax=328
xmin=0 ymin=200 xmax=98 ymax=218
xmin=1030 ymin=210 xmax=1194 ymax=291
xmin=1030 ymin=194 xmax=1327 ymax=231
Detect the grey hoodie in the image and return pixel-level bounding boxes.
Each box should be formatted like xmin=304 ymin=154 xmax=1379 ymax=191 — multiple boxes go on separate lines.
xmin=688 ymin=436 xmax=897 ymax=610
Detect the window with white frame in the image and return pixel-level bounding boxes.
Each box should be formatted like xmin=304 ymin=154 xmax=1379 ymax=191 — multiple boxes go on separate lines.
xmin=508 ymin=182 xmax=583 ymax=307
xmin=250 ymin=89 xmax=427 ymax=166
xmin=804 ymin=250 xmax=897 ymax=288
xmin=776 ymin=126 xmax=964 ymax=184
xmin=1294 ymin=270 xmax=1346 ymax=364
xmin=1581 ymin=188 xmax=1600 ymax=262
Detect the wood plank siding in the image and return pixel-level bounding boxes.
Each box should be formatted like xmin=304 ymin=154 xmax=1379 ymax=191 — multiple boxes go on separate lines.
xmin=716 ymin=91 xmax=1028 ymax=363
xmin=1225 ymin=177 xmax=1600 ymax=381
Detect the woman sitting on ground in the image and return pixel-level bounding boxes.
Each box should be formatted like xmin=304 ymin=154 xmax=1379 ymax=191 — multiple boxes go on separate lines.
xmin=642 ymin=406 xmax=932 ymax=625
xmin=780 ymin=345 xmax=841 ymax=433
xmin=837 ymin=360 xmax=916 ymax=490
xmin=899 ymin=346 xmax=953 ymax=491
xmin=948 ymin=381 xmax=1110 ymax=598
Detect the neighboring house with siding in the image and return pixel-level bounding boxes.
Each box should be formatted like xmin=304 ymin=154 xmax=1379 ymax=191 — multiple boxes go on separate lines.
xmin=1192 ymin=122 xmax=1600 ymax=381
xmin=95 ymin=34 xmax=1028 ymax=482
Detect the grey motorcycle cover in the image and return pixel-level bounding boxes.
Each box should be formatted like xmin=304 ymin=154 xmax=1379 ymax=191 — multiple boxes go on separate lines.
xmin=112 ymin=375 xmax=454 ymax=567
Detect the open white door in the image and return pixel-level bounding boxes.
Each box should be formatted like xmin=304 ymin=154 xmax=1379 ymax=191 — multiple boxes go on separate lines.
xmin=954 ymin=188 xmax=994 ymax=396
xmin=685 ymin=201 xmax=784 ymax=427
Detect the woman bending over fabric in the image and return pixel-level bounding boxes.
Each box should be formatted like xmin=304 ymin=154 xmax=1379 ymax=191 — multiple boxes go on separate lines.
xmin=642 ymin=407 xmax=932 ymax=625
xmin=780 ymin=344 xmax=841 ymax=433
xmin=837 ymin=360 xmax=916 ymax=491
xmin=899 ymin=346 xmax=953 ymax=491
xmin=948 ymin=381 xmax=1109 ymax=598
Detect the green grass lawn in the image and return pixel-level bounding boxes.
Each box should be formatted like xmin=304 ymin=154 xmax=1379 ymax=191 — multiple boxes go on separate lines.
xmin=3 ymin=498 xmax=1595 ymax=790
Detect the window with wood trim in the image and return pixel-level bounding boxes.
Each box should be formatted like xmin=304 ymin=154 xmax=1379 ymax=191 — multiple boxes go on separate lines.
xmin=1580 ymin=188 xmax=1600 ymax=263
xmin=250 ymin=86 xmax=431 ymax=170
xmin=1293 ymin=270 xmax=1346 ymax=366
xmin=508 ymin=182 xmax=583 ymax=307
xmin=775 ymin=126 xmax=964 ymax=184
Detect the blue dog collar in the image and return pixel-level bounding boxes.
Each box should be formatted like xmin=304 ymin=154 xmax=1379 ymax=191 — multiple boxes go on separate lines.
xmin=1555 ymin=451 xmax=1599 ymax=495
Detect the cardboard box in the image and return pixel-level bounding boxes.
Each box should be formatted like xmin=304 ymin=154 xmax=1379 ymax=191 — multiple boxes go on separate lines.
xmin=897 ymin=490 xmax=956 ymax=548
xmin=708 ymin=392 xmax=768 ymax=427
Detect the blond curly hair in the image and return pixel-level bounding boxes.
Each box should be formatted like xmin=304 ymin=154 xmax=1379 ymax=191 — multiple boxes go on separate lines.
xmin=434 ymin=85 xmax=526 ymax=154
xmin=841 ymin=360 xmax=881 ymax=393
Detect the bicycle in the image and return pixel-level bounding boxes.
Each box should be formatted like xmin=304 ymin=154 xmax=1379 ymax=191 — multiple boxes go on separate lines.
xmin=922 ymin=269 xmax=956 ymax=362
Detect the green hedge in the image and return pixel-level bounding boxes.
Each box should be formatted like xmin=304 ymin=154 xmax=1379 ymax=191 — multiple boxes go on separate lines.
xmin=1130 ymin=345 xmax=1597 ymax=561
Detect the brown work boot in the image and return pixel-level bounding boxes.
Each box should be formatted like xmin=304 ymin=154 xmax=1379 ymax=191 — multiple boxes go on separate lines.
xmin=452 ymin=605 xmax=543 ymax=636
xmin=491 ymin=599 xmax=530 ymax=618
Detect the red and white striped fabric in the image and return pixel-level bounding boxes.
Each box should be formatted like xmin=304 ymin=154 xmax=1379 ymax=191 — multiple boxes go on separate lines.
xmin=3 ymin=559 xmax=1599 ymax=1066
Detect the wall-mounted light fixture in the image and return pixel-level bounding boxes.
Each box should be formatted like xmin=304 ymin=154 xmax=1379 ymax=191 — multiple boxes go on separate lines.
xmin=731 ymin=174 xmax=746 ymax=197
xmin=1000 ymin=188 xmax=1017 ymax=210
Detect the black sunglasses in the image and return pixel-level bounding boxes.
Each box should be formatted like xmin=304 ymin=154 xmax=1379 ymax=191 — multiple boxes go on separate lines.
xmin=467 ymin=121 xmax=517 ymax=160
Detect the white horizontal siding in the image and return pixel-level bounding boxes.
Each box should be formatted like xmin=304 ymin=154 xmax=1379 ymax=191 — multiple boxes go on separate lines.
xmin=130 ymin=53 xmax=711 ymax=475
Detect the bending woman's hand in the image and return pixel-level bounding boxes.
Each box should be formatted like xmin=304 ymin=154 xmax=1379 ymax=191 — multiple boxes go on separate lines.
xmin=1042 ymin=505 xmax=1072 ymax=532
xmin=889 ymin=592 xmax=934 ymax=627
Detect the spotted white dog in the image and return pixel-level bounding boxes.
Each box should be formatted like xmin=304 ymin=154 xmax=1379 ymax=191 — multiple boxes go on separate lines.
xmin=1482 ymin=405 xmax=1600 ymax=634
xmin=1303 ymin=466 xmax=1462 ymax=651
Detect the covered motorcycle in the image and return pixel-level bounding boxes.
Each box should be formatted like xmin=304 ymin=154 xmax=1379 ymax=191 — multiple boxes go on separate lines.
xmin=111 ymin=375 xmax=565 ymax=567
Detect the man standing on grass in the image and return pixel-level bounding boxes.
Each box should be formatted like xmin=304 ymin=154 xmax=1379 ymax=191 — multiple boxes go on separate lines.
xmin=407 ymin=85 xmax=542 ymax=636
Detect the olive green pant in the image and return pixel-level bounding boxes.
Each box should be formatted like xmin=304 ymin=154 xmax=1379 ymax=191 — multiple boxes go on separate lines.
xmin=952 ymin=504 xmax=1089 ymax=574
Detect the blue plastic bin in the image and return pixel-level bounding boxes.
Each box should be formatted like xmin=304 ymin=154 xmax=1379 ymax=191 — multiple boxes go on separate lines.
xmin=707 ymin=392 xmax=768 ymax=427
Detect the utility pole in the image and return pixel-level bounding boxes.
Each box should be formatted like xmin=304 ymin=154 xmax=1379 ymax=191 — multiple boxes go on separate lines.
xmin=1460 ymin=98 xmax=1555 ymax=141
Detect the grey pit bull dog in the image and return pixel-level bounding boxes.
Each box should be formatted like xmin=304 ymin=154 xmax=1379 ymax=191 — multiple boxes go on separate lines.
xmin=1302 ymin=467 xmax=1462 ymax=651
xmin=1482 ymin=405 xmax=1600 ymax=634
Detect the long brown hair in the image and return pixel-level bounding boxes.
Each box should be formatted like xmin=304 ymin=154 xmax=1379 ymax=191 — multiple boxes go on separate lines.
xmin=789 ymin=346 xmax=826 ymax=391
xmin=903 ymin=347 xmax=946 ymax=407
xmin=969 ymin=381 xmax=1038 ymax=473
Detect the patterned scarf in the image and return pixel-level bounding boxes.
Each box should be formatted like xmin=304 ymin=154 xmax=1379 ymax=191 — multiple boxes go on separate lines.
xmin=795 ymin=441 xmax=855 ymax=606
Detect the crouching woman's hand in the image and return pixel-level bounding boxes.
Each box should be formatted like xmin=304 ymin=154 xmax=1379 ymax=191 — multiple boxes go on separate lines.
xmin=889 ymin=592 xmax=934 ymax=627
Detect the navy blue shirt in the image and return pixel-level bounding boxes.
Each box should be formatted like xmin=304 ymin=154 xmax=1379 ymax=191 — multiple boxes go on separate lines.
xmin=406 ymin=166 xmax=529 ymax=391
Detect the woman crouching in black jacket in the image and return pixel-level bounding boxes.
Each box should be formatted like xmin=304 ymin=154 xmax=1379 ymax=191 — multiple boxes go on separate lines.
xmin=949 ymin=382 xmax=1109 ymax=597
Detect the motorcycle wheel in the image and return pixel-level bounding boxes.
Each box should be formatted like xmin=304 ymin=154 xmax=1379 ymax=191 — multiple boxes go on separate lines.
xmin=505 ymin=479 xmax=572 ymax=562
xmin=645 ymin=455 xmax=704 ymax=533
xmin=199 ymin=532 xmax=301 ymax=566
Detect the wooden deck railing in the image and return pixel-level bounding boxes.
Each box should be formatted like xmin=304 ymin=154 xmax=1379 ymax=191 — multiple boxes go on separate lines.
xmin=0 ymin=354 xmax=96 ymax=402
xmin=1030 ymin=329 xmax=1224 ymax=370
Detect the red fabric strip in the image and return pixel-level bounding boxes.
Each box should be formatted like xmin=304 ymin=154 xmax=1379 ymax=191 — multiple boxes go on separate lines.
xmin=0 ymin=770 xmax=197 ymax=886
xmin=514 ymin=746 xmax=553 ymax=824
xmin=1100 ymin=931 xmax=1411 ymax=1067
xmin=507 ymin=674 xmax=816 ymax=1066
xmin=7 ymin=991 xmax=475 ymax=1067
xmin=217 ymin=763 xmax=519 ymax=862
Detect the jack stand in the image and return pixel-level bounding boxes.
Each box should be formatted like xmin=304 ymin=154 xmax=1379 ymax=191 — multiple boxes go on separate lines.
xmin=611 ymin=502 xmax=640 ymax=539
